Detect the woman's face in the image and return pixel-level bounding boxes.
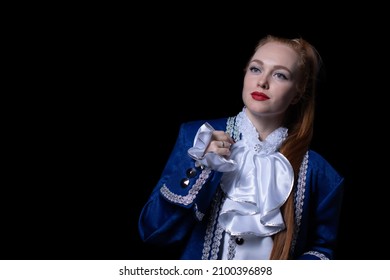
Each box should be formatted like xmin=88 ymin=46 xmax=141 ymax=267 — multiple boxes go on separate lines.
xmin=242 ymin=41 xmax=301 ymax=121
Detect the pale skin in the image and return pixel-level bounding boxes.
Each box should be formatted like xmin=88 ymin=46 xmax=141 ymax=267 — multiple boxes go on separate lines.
xmin=205 ymin=41 xmax=302 ymax=157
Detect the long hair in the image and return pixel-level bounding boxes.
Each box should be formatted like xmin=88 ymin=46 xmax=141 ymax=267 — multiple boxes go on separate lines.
xmin=253 ymin=35 xmax=322 ymax=259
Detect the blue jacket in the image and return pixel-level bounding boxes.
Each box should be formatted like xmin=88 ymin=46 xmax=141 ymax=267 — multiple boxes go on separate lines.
xmin=138 ymin=117 xmax=344 ymax=260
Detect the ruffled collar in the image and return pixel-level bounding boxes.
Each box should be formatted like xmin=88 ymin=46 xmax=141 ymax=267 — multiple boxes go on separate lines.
xmin=235 ymin=108 xmax=288 ymax=156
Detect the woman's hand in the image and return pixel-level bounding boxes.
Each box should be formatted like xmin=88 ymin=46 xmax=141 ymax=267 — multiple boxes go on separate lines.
xmin=205 ymin=131 xmax=235 ymax=157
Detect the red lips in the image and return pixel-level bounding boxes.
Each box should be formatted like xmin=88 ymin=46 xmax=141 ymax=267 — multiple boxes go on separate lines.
xmin=251 ymin=91 xmax=270 ymax=101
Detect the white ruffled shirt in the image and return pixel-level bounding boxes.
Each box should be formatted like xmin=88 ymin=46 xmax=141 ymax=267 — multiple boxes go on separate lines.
xmin=188 ymin=109 xmax=294 ymax=259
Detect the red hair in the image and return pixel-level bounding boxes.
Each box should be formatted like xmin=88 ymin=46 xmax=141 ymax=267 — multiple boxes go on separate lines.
xmin=253 ymin=35 xmax=322 ymax=259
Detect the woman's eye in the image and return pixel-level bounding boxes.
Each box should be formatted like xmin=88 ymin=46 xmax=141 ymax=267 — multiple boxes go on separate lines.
xmin=249 ymin=66 xmax=261 ymax=73
xmin=275 ymin=73 xmax=287 ymax=80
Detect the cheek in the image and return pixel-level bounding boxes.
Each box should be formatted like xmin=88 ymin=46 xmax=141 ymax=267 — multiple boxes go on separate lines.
xmin=242 ymin=78 xmax=256 ymax=97
xmin=242 ymin=81 xmax=252 ymax=104
xmin=243 ymin=76 xmax=256 ymax=90
xmin=279 ymin=89 xmax=298 ymax=106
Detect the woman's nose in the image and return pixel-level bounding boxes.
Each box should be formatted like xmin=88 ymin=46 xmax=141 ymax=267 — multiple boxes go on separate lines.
xmin=257 ymin=78 xmax=269 ymax=89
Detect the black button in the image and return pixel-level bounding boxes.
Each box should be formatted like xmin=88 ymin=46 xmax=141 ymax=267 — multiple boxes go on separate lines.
xmin=186 ymin=168 xmax=197 ymax=178
xmin=235 ymin=237 xmax=244 ymax=245
xmin=180 ymin=178 xmax=190 ymax=188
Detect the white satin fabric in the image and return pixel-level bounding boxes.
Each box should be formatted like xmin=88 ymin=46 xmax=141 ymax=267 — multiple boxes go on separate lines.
xmin=188 ymin=122 xmax=237 ymax=172
xmin=188 ymin=109 xmax=294 ymax=259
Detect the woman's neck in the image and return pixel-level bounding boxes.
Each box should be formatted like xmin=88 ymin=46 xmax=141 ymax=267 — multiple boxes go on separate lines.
xmin=244 ymin=109 xmax=284 ymax=141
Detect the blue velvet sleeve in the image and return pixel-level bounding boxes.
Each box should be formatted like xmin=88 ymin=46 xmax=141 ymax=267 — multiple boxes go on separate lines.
xmin=138 ymin=121 xmax=223 ymax=245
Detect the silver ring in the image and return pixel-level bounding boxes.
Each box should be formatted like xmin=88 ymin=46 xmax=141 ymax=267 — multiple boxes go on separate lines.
xmin=221 ymin=141 xmax=224 ymax=148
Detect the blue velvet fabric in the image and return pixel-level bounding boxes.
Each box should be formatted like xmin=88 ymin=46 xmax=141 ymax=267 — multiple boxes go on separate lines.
xmin=138 ymin=118 xmax=344 ymax=260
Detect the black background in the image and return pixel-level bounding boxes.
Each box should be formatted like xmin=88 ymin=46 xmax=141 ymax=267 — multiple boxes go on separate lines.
xmin=3 ymin=6 xmax=388 ymax=260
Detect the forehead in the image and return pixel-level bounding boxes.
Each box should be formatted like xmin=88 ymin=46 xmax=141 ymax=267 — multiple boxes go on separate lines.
xmin=252 ymin=42 xmax=299 ymax=71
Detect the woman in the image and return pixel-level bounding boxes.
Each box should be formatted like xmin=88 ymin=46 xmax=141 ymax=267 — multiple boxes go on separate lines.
xmin=138 ymin=35 xmax=344 ymax=260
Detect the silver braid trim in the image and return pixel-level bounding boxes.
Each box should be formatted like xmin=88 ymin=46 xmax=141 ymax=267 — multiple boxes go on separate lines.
xmin=291 ymin=151 xmax=308 ymax=254
xmin=303 ymin=250 xmax=329 ymax=260
xmin=202 ymin=188 xmax=225 ymax=260
xmin=227 ymin=235 xmax=237 ymax=260
xmin=160 ymin=168 xmax=212 ymax=205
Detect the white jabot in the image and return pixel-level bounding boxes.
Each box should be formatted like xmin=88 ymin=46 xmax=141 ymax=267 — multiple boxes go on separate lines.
xmin=218 ymin=110 xmax=294 ymax=238
xmin=219 ymin=149 xmax=293 ymax=236
xmin=187 ymin=108 xmax=294 ymax=259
